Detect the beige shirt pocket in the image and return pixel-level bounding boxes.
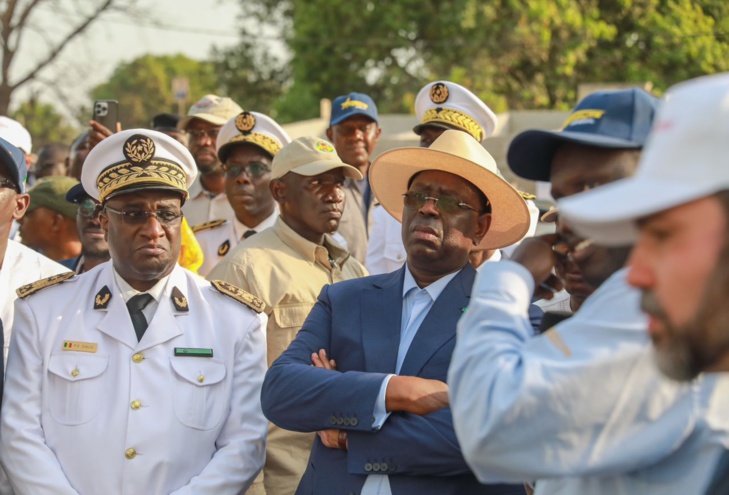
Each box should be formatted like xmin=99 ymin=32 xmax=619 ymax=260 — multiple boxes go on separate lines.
xmin=269 ymin=303 xmax=315 ymax=366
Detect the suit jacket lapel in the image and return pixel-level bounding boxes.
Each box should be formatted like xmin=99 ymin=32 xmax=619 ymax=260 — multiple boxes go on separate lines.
xmin=137 ymin=267 xmax=186 ymax=351
xmin=399 ymin=265 xmax=475 ymax=377
xmin=96 ymin=264 xmax=138 ymax=350
xmin=361 ymin=267 xmax=405 ymax=374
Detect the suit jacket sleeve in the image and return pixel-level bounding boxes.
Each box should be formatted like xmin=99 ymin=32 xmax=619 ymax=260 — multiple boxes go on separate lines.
xmin=0 ymin=299 xmax=80 ymax=495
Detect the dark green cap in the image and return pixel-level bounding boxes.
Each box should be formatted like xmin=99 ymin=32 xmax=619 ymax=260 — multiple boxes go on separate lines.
xmin=27 ymin=176 xmax=80 ymax=219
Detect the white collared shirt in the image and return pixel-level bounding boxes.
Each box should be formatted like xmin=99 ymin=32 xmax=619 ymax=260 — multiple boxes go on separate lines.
xmin=112 ymin=268 xmax=170 ymax=325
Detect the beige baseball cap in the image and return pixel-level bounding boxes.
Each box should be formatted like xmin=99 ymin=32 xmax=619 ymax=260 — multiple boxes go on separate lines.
xmin=271 ymin=136 xmax=363 ymax=180
xmin=178 ymin=94 xmax=243 ymax=129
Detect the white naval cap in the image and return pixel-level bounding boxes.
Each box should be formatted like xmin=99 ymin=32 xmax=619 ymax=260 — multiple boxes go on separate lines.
xmin=0 ymin=116 xmax=32 ymax=154
xmin=216 ymin=111 xmax=292 ymax=163
xmin=81 ymin=129 xmax=197 ymax=203
xmin=413 ymin=81 xmax=497 ymax=142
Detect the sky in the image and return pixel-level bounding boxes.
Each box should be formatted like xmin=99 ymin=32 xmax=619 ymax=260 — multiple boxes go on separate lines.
xmin=10 ymin=0 xmax=242 ymax=121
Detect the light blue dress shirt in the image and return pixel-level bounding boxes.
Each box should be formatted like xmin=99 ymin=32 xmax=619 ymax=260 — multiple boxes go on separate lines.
xmin=448 ymin=261 xmax=729 ymax=495
xmin=363 ymin=267 xmax=460 ymax=495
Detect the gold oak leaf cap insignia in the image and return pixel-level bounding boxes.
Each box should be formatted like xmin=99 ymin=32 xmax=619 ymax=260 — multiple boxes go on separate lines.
xmin=217 ymin=239 xmax=230 ymax=257
xmin=123 ymin=134 xmax=156 ymax=164
xmin=94 ymin=285 xmax=112 ymax=309
xmin=210 ymin=280 xmax=265 ymax=313
xmin=430 ymin=83 xmax=449 ymax=104
xmin=235 ymin=112 xmax=256 ymax=134
xmin=17 ymin=272 xmax=75 ymax=299
xmin=171 ymin=286 xmax=189 ymax=312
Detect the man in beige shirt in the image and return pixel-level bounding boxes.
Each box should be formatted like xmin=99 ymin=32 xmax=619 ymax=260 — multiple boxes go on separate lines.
xmin=208 ymin=136 xmax=368 ymax=495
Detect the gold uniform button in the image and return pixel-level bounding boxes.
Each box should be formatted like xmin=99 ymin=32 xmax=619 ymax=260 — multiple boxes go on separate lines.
xmin=125 ymin=448 xmax=136 ymax=459
xmin=70 ymin=369 xmax=79 ymax=377
xmin=197 ymin=375 xmax=205 ymax=383
xmin=130 ymin=400 xmax=142 ymax=410
xmin=132 ymin=353 xmax=144 ymax=363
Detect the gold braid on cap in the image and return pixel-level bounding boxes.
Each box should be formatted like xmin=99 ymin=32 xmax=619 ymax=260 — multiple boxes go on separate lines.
xmin=422 ymin=108 xmax=484 ymax=142
xmin=97 ymin=134 xmax=187 ymax=203
xmin=227 ymin=133 xmax=282 ymax=157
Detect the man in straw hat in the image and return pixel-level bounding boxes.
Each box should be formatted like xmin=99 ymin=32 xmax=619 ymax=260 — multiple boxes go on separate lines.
xmin=192 ymin=111 xmax=291 ymax=277
xmin=0 ymin=129 xmax=268 ymax=494
xmin=261 ymin=129 xmax=529 ymax=495
xmin=558 ymin=73 xmax=729 ymax=494
xmin=210 ymin=135 xmax=368 ymax=495
xmin=449 ymin=84 xmax=729 ymax=494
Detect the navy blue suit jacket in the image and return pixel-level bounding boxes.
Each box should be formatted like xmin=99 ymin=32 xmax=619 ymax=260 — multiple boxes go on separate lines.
xmin=262 ymin=264 xmax=525 ymax=495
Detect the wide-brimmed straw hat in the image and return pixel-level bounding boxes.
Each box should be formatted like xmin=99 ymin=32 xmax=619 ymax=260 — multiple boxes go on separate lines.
xmin=369 ymin=130 xmax=530 ymax=250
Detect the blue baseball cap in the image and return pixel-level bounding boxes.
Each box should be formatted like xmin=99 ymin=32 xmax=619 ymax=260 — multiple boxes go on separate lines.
xmin=507 ymin=88 xmax=660 ymax=182
xmin=329 ymin=92 xmax=379 ymax=126
xmin=0 ymin=136 xmax=27 ymax=193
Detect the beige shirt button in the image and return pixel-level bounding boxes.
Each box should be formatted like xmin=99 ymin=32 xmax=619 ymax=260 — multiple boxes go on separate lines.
xmin=197 ymin=375 xmax=205 ymax=383
xmin=132 ymin=353 xmax=144 ymax=363
xmin=70 ymin=369 xmax=79 ymax=377
xmin=130 ymin=400 xmax=142 ymax=410
xmin=125 ymin=448 xmax=136 ymax=459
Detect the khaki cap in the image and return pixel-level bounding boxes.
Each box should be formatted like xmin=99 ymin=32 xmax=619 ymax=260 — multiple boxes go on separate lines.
xmin=271 ymin=136 xmax=363 ymax=180
xmin=178 ymin=94 xmax=243 ymax=129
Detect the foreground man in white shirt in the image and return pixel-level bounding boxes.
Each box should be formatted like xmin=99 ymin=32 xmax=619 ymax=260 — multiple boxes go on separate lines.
xmin=0 ymin=129 xmax=268 ymax=494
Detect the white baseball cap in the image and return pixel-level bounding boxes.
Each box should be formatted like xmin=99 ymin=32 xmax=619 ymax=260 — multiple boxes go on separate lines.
xmin=412 ymin=81 xmax=497 ymax=142
xmin=0 ymin=116 xmax=32 ymax=154
xmin=559 ymin=72 xmax=729 ymax=246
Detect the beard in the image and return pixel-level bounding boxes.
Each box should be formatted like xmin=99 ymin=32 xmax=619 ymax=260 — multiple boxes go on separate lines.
xmin=641 ymin=237 xmax=729 ymax=381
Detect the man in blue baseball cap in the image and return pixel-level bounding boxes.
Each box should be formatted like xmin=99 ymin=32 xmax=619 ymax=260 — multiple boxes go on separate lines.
xmin=326 ymin=92 xmax=381 ymax=262
xmin=450 ymin=87 xmax=729 ymax=494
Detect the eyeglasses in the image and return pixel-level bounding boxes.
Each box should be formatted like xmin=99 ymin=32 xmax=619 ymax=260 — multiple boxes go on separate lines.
xmin=104 ymin=206 xmax=183 ymax=226
xmin=78 ymin=199 xmax=103 ymax=218
xmin=0 ymin=177 xmax=18 ymax=192
xmin=402 ymin=192 xmax=482 ymax=214
xmin=187 ymin=128 xmax=220 ymax=142
xmin=223 ymin=162 xmax=271 ymax=179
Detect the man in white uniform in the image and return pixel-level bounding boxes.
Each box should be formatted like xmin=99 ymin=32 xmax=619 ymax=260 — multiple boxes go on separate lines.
xmin=0 ymin=129 xmax=268 ymax=494
xmin=0 ymin=137 xmax=67 ymax=364
xmin=193 ymin=111 xmax=290 ymax=276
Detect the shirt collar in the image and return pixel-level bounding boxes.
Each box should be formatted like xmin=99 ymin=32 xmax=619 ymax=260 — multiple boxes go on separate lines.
xmin=112 ymin=267 xmax=170 ymax=304
xmin=233 ymin=205 xmax=279 ymax=238
xmin=273 ymin=217 xmax=351 ymax=267
xmin=402 ymin=265 xmax=461 ymax=301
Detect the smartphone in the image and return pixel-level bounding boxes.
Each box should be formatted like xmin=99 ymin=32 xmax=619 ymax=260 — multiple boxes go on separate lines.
xmin=92 ymin=100 xmax=119 ymax=132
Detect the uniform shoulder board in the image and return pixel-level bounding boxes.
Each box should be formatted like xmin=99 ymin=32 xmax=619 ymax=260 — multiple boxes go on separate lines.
xmin=16 ymin=271 xmax=75 ymax=299
xmin=191 ymin=219 xmax=227 ymax=233
xmin=210 ymin=280 xmax=265 ymax=313
xmin=518 ymin=191 xmax=537 ymax=200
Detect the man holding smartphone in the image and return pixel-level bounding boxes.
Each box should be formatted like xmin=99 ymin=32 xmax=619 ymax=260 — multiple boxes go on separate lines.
xmin=178 ymin=94 xmax=243 ymax=226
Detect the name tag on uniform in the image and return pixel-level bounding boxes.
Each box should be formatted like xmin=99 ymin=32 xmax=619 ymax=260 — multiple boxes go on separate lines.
xmin=62 ymin=341 xmax=98 ymax=353
xmin=174 ymin=347 xmax=213 ymax=358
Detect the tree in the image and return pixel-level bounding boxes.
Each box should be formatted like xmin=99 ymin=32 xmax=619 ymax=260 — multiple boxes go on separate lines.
xmin=11 ymin=93 xmax=78 ymax=148
xmin=91 ymin=54 xmax=219 ymax=129
xmin=224 ymin=0 xmax=729 ymax=119
xmin=0 ymin=0 xmax=139 ymax=115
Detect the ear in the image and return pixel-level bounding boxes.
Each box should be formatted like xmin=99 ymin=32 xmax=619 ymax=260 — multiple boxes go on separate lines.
xmin=473 ymin=212 xmax=492 ymax=246
xmin=325 ymin=127 xmax=334 ymax=141
xmin=269 ymin=178 xmax=286 ymax=204
xmin=12 ymin=194 xmax=29 ymax=220
xmin=50 ymin=212 xmax=65 ymax=232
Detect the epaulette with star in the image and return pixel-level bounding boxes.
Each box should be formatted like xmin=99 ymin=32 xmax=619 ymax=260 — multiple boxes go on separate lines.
xmin=16 ymin=272 xmax=75 ymax=299
xmin=210 ymin=280 xmax=265 ymax=313
xmin=191 ymin=219 xmax=227 ymax=233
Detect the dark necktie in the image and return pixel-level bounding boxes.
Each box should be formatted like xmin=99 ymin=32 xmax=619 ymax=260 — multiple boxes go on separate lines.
xmin=242 ymin=229 xmax=256 ymax=240
xmin=127 ymin=293 xmax=154 ymax=341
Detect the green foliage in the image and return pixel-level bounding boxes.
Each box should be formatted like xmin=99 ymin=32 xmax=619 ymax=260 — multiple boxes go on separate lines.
xmin=91 ymin=54 xmax=219 ymax=129
xmin=11 ymin=97 xmax=78 ymax=149
xmin=219 ymin=0 xmax=729 ymax=120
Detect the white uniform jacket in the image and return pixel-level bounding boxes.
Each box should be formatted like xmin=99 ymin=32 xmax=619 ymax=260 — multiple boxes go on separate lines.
xmin=0 ymin=262 xmax=268 ymax=495
xmin=449 ymin=262 xmax=729 ymax=494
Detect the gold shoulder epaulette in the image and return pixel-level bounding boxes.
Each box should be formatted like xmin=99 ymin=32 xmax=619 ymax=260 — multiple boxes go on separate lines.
xmin=210 ymin=280 xmax=265 ymax=313
xmin=518 ymin=190 xmax=537 ymax=200
xmin=191 ymin=219 xmax=227 ymax=233
xmin=17 ymin=272 xmax=75 ymax=299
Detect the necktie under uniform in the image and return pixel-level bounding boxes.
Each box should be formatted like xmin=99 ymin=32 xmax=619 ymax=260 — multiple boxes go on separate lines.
xmin=242 ymin=229 xmax=256 ymax=240
xmin=127 ymin=293 xmax=154 ymax=341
